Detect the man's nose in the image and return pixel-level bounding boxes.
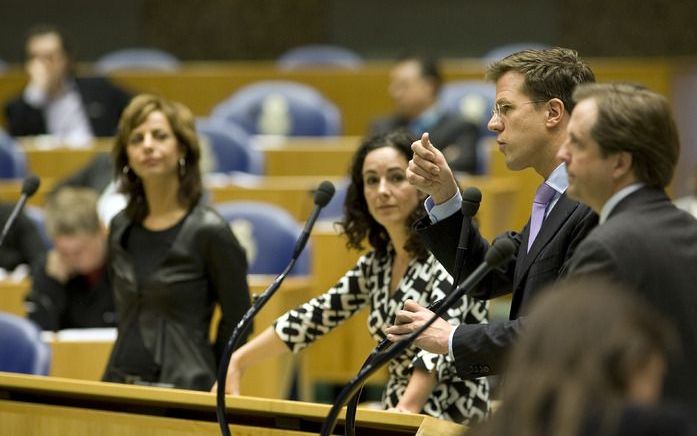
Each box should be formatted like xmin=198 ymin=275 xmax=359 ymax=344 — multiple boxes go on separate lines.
xmin=487 ymin=113 xmax=502 ymax=133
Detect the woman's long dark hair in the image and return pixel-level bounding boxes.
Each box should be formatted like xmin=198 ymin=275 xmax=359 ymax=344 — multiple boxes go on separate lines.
xmin=339 ymin=130 xmax=428 ymax=259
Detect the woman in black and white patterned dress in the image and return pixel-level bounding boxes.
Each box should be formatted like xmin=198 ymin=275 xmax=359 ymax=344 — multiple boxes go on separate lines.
xmin=220 ymin=130 xmax=490 ymax=424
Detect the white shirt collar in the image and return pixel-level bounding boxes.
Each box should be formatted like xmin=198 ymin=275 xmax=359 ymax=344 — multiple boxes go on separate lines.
xmin=599 ymin=183 xmax=644 ymax=224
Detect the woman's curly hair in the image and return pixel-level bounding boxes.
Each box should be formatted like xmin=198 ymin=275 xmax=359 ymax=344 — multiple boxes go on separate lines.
xmin=339 ymin=129 xmax=429 ymax=259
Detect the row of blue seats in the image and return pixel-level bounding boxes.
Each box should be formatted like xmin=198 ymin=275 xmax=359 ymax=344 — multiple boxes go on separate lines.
xmin=0 ymin=42 xmax=549 ymax=74
xmin=25 ymin=194 xmax=346 ymax=276
xmin=0 ymin=78 xmax=499 ymax=177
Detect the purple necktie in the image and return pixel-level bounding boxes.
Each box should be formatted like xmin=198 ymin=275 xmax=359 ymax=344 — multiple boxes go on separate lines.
xmin=527 ymin=182 xmax=557 ymax=252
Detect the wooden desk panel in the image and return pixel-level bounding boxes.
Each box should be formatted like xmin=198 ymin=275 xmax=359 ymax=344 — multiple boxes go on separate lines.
xmin=208 ymin=175 xmax=344 ymax=221
xmin=0 ymin=373 xmax=463 ymax=435
xmin=255 ymin=135 xmax=360 ymax=176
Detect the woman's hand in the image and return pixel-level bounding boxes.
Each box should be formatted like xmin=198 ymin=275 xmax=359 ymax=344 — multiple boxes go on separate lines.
xmin=210 ymin=355 xmax=244 ymax=395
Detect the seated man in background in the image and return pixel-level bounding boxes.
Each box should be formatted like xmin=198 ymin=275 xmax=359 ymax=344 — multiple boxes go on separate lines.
xmin=370 ymin=56 xmax=482 ymax=174
xmin=25 ymin=187 xmax=115 ymax=331
xmin=4 ymin=24 xmax=131 ymax=146
xmin=0 ymin=203 xmax=46 ymax=277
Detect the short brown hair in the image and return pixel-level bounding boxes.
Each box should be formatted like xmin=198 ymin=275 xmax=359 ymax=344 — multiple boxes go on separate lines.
xmin=573 ymin=83 xmax=679 ymax=188
xmin=113 ymin=94 xmax=202 ymax=222
xmin=485 ymin=47 xmax=595 ymax=113
xmin=44 ymin=187 xmax=101 ymax=237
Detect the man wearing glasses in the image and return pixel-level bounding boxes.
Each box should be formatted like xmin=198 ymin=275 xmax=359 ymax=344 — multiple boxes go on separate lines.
xmin=385 ymin=48 xmax=598 ymax=381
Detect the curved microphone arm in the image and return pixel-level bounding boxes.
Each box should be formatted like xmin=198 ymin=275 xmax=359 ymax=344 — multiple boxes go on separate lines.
xmin=215 ymin=257 xmax=298 ymax=436
xmin=320 ymin=237 xmax=516 ymax=436
xmin=0 ymin=175 xmax=41 ymax=247
xmin=215 ymin=180 xmax=334 ymax=436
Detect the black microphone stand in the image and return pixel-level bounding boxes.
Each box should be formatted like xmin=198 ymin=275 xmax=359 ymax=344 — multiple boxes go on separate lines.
xmin=320 ymin=237 xmax=516 ymax=436
xmin=0 ymin=175 xmax=41 ymax=247
xmin=344 ymin=187 xmax=481 ymax=435
xmin=215 ymin=181 xmax=334 ymax=436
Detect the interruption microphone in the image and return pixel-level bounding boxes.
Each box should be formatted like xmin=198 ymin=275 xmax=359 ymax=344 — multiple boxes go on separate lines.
xmin=321 ymin=236 xmax=517 ymax=436
xmin=0 ymin=175 xmax=41 ymax=247
xmin=452 ymin=186 xmax=482 ymax=287
xmin=292 ymin=180 xmax=335 ymax=258
xmin=215 ymin=180 xmax=335 ymax=436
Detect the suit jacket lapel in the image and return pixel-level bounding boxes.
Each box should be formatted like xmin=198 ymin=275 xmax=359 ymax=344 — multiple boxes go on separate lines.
xmin=518 ymin=194 xmax=577 ymax=274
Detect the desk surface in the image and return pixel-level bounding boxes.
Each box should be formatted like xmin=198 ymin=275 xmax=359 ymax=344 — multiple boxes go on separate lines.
xmin=0 ymin=372 xmax=465 ymax=435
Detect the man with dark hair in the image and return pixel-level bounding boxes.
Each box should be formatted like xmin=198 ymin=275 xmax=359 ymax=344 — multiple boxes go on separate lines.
xmin=559 ymin=83 xmax=697 ymax=406
xmin=386 ymin=48 xmax=597 ymax=379
xmin=4 ymin=25 xmax=131 ymax=145
xmin=370 ymin=56 xmax=482 ymax=173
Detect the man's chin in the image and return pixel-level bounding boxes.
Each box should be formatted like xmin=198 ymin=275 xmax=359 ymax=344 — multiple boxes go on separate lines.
xmin=565 ymin=186 xmax=582 ymax=202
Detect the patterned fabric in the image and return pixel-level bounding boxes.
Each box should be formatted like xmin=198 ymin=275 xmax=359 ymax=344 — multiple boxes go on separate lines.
xmin=274 ymin=247 xmax=490 ymax=424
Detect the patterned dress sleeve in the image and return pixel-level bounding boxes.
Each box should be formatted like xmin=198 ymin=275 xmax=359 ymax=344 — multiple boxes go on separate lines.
xmin=413 ymin=256 xmax=489 ymax=380
xmin=274 ymin=252 xmax=375 ymax=353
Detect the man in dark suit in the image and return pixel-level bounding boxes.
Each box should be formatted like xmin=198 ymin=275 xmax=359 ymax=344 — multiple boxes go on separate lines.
xmin=558 ymin=83 xmax=697 ymax=406
xmin=4 ymin=25 xmax=130 ymax=144
xmin=385 ymin=48 xmax=598 ymax=379
xmin=370 ymin=56 xmax=482 ymax=174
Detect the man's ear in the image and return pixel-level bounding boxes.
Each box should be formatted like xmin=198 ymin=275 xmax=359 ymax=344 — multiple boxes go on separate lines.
xmin=613 ymin=151 xmax=634 ymax=181
xmin=545 ymin=98 xmax=565 ymax=127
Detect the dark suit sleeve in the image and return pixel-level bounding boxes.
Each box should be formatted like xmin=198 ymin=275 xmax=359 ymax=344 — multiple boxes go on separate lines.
xmin=4 ymin=97 xmax=47 ymax=137
xmin=25 ymin=257 xmax=67 ymax=331
xmin=415 ymin=211 xmax=518 ymax=300
xmin=452 ymin=317 xmax=525 ymax=378
xmin=16 ymin=213 xmax=47 ymax=269
xmin=204 ymin=221 xmax=252 ymax=361
xmin=76 ymin=77 xmax=132 ymax=137
xmin=50 ymin=153 xmax=114 ymax=195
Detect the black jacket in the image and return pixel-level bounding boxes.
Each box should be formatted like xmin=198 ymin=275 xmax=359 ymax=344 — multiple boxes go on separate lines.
xmin=26 ymin=257 xmax=115 ymax=331
xmin=566 ymin=187 xmax=697 ymax=407
xmin=102 ymin=203 xmax=251 ymax=390
xmin=4 ymin=76 xmax=131 ymax=137
xmin=417 ymin=194 xmax=597 ymax=379
xmin=0 ymin=204 xmax=46 ymax=271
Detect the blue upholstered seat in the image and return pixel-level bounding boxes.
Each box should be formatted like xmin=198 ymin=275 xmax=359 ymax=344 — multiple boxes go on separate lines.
xmin=210 ymin=81 xmax=341 ymax=137
xmin=214 ymin=201 xmax=310 ymax=275
xmin=438 ymin=81 xmax=496 ymax=138
xmin=0 ymin=129 xmax=27 ymax=179
xmin=0 ymin=311 xmax=51 ymax=375
xmin=196 ymin=118 xmax=264 ymax=174
xmin=277 ymin=44 xmax=362 ymax=70
xmin=95 ymin=48 xmax=180 ymax=73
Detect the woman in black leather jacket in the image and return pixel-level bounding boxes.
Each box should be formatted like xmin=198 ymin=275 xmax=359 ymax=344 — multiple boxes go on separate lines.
xmin=102 ymin=94 xmax=251 ymax=390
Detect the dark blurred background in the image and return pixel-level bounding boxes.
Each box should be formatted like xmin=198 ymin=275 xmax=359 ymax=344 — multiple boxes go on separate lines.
xmin=1 ymin=0 xmax=696 ymax=62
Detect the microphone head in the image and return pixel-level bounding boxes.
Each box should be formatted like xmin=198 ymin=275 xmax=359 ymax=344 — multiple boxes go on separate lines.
xmin=21 ymin=175 xmax=41 ymax=197
xmin=484 ymin=237 xmax=517 ymax=268
xmin=461 ymin=187 xmax=482 ymax=217
xmin=314 ymin=180 xmax=335 ymax=207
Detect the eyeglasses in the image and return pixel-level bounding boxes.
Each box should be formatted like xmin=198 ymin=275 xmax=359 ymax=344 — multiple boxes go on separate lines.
xmin=491 ymin=100 xmax=548 ymax=119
